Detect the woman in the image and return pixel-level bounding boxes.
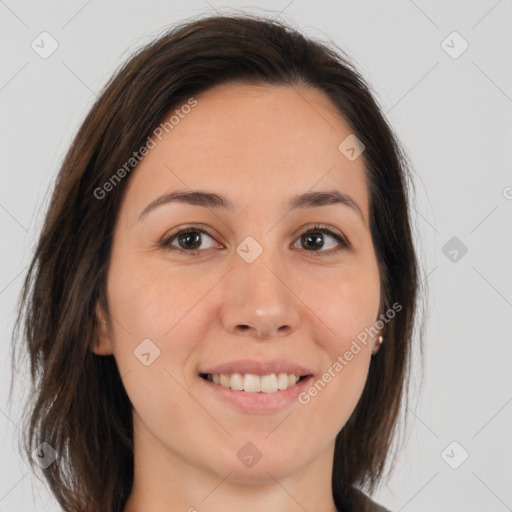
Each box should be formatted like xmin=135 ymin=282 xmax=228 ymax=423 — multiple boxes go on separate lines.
xmin=11 ymin=12 xmax=422 ymax=512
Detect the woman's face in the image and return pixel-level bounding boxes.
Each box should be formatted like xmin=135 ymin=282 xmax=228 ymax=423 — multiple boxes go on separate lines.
xmin=94 ymin=83 xmax=381 ymax=483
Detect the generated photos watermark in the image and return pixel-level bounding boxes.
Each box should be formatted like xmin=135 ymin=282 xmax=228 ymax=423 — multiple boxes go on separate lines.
xmin=93 ymin=97 xmax=198 ymax=200
xmin=298 ymin=301 xmax=402 ymax=405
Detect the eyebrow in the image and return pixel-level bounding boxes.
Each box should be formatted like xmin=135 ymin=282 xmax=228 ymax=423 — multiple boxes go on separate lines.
xmin=138 ymin=188 xmax=365 ymax=223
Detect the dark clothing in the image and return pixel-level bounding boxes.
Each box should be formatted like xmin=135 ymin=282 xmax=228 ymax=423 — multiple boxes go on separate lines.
xmin=335 ymin=487 xmax=392 ymax=512
xmin=358 ymin=493 xmax=392 ymax=512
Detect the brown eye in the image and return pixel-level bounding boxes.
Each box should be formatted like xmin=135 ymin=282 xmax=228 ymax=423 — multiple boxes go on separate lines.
xmin=293 ymin=225 xmax=349 ymax=255
xmin=175 ymin=230 xmax=203 ymax=251
xmin=160 ymin=225 xmax=219 ymax=255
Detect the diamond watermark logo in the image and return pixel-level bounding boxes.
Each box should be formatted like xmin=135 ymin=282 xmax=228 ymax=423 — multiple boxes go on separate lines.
xmin=31 ymin=31 xmax=59 ymax=59
xmin=134 ymin=338 xmax=161 ymax=366
xmin=237 ymin=442 xmax=262 ymax=468
xmin=236 ymin=236 xmax=263 ymax=264
xmin=441 ymin=31 xmax=469 ymax=59
xmin=338 ymin=134 xmax=365 ymax=161
xmin=441 ymin=441 xmax=469 ymax=469
xmin=32 ymin=442 xmax=58 ymax=469
xmin=442 ymin=236 xmax=468 ymax=263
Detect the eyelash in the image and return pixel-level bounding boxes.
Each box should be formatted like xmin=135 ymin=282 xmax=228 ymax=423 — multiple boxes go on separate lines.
xmin=158 ymin=223 xmax=349 ymax=257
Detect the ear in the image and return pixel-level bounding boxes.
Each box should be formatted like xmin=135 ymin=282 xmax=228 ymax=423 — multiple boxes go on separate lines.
xmin=90 ymin=304 xmax=114 ymax=355
xmin=371 ymin=332 xmax=383 ymax=356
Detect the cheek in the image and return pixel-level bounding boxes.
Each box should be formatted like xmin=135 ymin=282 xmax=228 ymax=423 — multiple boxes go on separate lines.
xmin=105 ymin=259 xmax=201 ymax=432
xmin=299 ymin=264 xmax=380 ymax=413
xmin=299 ymin=274 xmax=378 ymax=428
xmin=307 ymin=265 xmax=381 ymax=351
xmin=104 ymin=252 xmax=189 ymax=384
xmin=107 ymin=251 xmax=200 ymax=337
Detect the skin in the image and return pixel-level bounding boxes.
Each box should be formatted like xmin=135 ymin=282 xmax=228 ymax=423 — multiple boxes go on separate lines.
xmin=92 ymin=82 xmax=382 ymax=512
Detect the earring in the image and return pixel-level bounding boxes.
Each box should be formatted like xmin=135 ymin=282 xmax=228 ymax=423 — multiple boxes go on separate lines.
xmin=378 ymin=335 xmax=383 ymax=344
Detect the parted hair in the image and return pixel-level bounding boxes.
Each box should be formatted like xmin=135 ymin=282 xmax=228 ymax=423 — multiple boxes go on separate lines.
xmin=11 ymin=12 xmax=423 ymax=512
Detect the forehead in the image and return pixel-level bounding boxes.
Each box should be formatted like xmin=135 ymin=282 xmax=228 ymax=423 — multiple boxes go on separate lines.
xmin=121 ymin=82 xmax=369 ymax=221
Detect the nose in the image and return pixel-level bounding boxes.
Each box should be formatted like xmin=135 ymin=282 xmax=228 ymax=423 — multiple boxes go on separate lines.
xmin=220 ymin=246 xmax=300 ymax=340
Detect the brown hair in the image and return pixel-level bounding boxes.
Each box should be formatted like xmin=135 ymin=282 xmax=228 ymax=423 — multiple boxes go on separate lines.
xmin=11 ymin=12 xmax=424 ymax=512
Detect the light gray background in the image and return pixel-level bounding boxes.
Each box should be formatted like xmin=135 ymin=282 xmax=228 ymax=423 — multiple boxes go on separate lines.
xmin=1 ymin=1 xmax=511 ymax=511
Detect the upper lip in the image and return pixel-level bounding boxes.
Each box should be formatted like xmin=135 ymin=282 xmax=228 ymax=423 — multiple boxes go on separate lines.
xmin=199 ymin=359 xmax=314 ymax=377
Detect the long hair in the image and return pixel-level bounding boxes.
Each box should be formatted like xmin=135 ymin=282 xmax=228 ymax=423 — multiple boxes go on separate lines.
xmin=11 ymin=12 xmax=425 ymax=512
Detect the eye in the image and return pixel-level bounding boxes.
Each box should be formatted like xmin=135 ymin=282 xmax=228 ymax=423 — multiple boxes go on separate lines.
xmin=159 ymin=224 xmax=220 ymax=255
xmin=292 ymin=224 xmax=349 ymax=256
xmin=159 ymin=223 xmax=349 ymax=256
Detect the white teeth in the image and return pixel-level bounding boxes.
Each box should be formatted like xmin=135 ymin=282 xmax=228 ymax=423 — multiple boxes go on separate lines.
xmin=261 ymin=374 xmax=278 ymax=393
xmin=243 ymin=374 xmax=261 ymax=392
xmin=277 ymin=373 xmax=289 ymax=390
xmin=230 ymin=373 xmax=244 ymax=391
xmin=208 ymin=372 xmax=302 ymax=393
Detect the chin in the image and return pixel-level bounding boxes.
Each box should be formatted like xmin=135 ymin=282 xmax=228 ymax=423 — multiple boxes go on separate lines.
xmin=207 ymin=447 xmax=312 ymax=484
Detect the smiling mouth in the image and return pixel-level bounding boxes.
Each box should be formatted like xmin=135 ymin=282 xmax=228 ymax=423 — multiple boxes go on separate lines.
xmin=199 ymin=372 xmax=312 ymax=393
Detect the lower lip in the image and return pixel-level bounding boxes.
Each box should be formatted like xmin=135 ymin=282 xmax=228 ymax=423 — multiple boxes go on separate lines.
xmin=198 ymin=375 xmax=314 ymax=413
